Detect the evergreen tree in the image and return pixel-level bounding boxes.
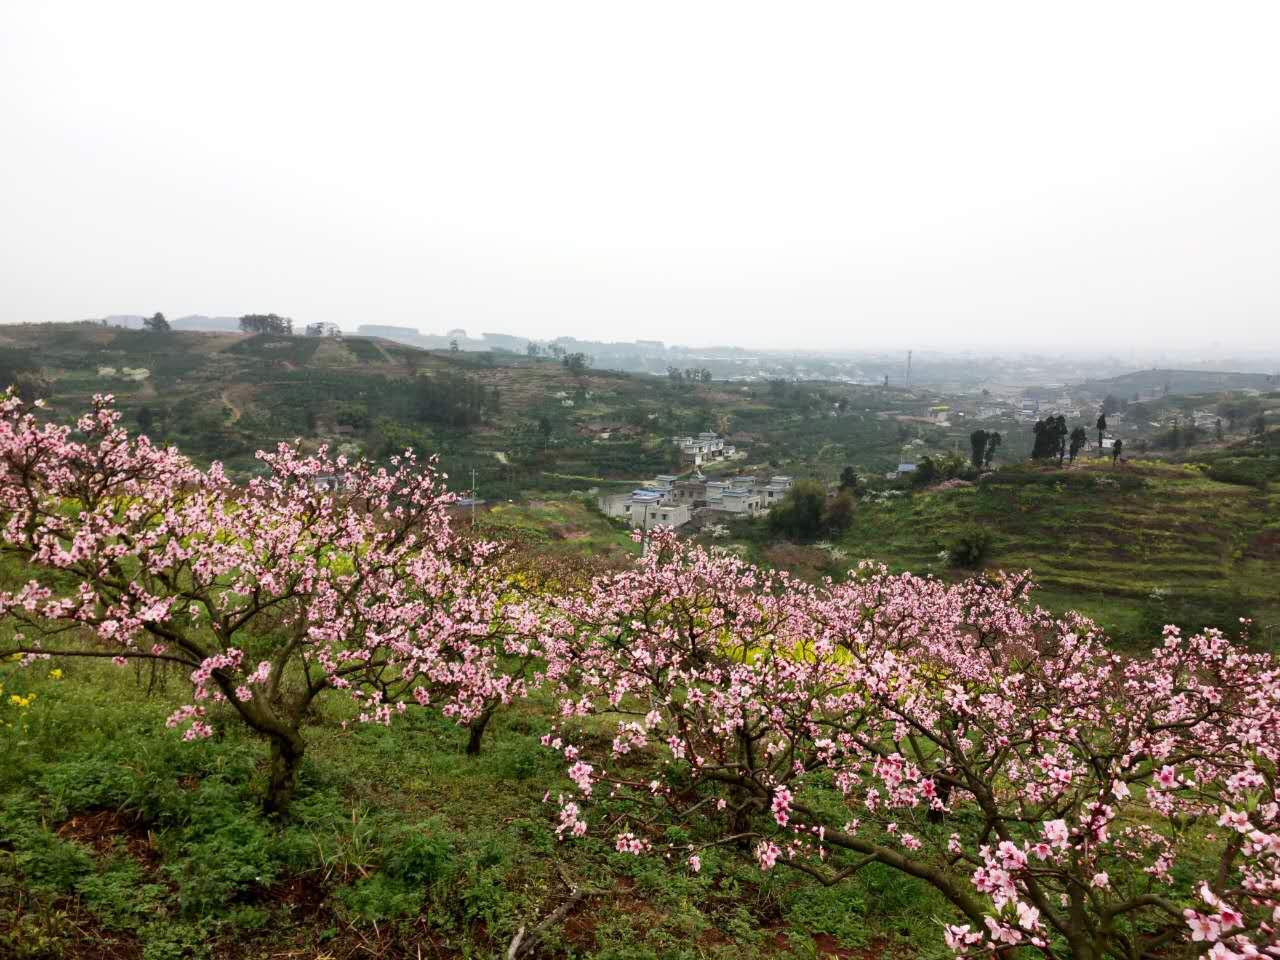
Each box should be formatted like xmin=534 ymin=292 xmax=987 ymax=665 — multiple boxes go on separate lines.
xmin=1068 ymin=426 xmax=1088 ymax=463
xmin=969 ymin=429 xmax=989 ymax=469
xmin=984 ymin=431 xmax=1002 ymax=467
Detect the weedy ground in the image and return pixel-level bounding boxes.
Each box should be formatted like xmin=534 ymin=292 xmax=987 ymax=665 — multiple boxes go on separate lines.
xmin=0 ymin=662 xmax=948 ymax=960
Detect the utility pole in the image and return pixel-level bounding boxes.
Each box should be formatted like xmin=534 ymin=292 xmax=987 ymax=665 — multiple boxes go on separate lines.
xmin=470 ymin=468 xmax=477 ymax=527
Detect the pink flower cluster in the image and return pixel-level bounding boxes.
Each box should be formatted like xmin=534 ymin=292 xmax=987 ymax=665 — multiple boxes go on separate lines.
xmin=539 ymin=530 xmax=1280 ymax=960
xmin=0 ymin=393 xmax=540 ymax=797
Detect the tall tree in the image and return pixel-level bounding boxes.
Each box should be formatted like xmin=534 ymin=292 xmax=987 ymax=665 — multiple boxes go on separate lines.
xmin=983 ymin=431 xmax=1002 ymax=467
xmin=969 ymin=429 xmax=989 ymax=469
xmin=1096 ymin=412 xmax=1107 ymax=452
xmin=143 ymin=311 xmax=169 ymax=332
xmin=1032 ymin=417 xmax=1068 ymax=463
xmin=1068 ymin=426 xmax=1088 ymax=463
xmin=1112 ymin=438 xmax=1123 ymax=464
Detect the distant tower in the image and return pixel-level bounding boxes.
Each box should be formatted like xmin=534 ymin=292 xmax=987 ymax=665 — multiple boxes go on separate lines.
xmin=905 ymin=350 xmax=913 ymax=388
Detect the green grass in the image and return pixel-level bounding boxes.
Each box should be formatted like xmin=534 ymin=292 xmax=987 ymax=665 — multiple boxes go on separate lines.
xmin=0 ymin=663 xmax=945 ymax=959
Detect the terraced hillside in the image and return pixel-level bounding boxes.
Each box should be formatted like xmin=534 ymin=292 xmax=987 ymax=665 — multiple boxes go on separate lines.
xmin=828 ymin=460 xmax=1280 ymax=647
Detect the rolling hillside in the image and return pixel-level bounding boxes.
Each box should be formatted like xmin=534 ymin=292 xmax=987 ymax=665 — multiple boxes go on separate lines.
xmin=721 ymin=456 xmax=1280 ymax=650
xmin=0 ymin=323 xmax=936 ymax=496
xmin=1083 ymin=367 xmax=1277 ymax=398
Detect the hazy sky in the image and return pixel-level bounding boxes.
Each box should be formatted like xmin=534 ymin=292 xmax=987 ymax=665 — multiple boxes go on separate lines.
xmin=2 ymin=2 xmax=1278 ymax=351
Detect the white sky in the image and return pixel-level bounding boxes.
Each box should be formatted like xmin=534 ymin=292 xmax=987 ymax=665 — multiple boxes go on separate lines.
xmin=2 ymin=1 xmax=1278 ymax=351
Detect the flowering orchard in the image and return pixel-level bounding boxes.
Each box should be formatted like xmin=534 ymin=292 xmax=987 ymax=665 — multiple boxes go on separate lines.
xmin=2 ymin=397 xmax=1277 ymax=958
xmin=0 ymin=394 xmax=535 ymax=813
xmin=541 ymin=531 xmax=1279 ymax=960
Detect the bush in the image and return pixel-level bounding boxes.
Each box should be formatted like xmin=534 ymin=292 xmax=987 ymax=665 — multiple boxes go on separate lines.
xmin=947 ymin=525 xmax=993 ymax=568
xmin=1206 ymin=460 xmax=1271 ymax=490
xmin=767 ymin=481 xmax=826 ymax=542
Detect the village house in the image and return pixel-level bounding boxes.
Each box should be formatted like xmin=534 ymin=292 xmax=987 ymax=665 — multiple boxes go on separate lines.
xmin=760 ymin=475 xmax=793 ymax=505
xmin=601 ymin=471 xmax=793 ymax=527
xmin=598 ymin=487 xmax=692 ymax=529
xmin=672 ymin=432 xmax=739 ymax=465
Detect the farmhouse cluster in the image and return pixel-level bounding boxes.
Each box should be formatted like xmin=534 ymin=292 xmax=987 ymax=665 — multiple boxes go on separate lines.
xmin=599 ymin=471 xmax=794 ymax=530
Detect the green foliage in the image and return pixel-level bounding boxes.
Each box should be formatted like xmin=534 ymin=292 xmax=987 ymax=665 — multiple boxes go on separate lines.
xmin=1205 ymin=460 xmax=1271 ymax=490
xmin=0 ymin=797 xmax=94 ymax=893
xmin=168 ymin=800 xmax=279 ymax=914
xmin=783 ymin=880 xmax=868 ymax=946
xmin=342 ymin=337 xmax=385 ymax=362
xmin=1032 ymin=415 xmax=1068 ymax=462
xmin=947 ymin=524 xmax=993 ymax=568
xmin=912 ymin=453 xmax=974 ymax=486
xmin=767 ymin=480 xmax=826 ymax=542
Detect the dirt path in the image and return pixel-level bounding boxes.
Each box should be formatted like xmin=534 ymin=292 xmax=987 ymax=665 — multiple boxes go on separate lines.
xmin=220 ymin=384 xmax=258 ymax=424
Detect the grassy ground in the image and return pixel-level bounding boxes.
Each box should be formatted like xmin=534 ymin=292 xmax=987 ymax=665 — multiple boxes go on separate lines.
xmin=472 ymin=498 xmax=640 ymax=566
xmin=0 ymin=662 xmax=950 ymax=960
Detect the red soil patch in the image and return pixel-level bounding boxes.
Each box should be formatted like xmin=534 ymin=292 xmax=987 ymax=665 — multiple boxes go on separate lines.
xmin=56 ymin=809 xmax=160 ymax=871
xmin=1246 ymin=529 xmax=1280 ymax=560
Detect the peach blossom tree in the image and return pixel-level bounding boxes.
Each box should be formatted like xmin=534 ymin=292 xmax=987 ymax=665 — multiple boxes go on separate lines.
xmin=541 ymin=531 xmax=1279 ymax=960
xmin=0 ymin=394 xmax=534 ymax=813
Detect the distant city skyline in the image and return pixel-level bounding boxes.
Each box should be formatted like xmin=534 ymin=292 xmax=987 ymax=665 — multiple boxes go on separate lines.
xmin=3 ymin=3 xmax=1279 ymax=353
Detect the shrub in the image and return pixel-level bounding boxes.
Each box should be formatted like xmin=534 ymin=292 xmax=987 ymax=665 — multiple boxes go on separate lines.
xmin=1206 ymin=460 xmax=1271 ymax=489
xmin=946 ymin=525 xmax=993 ymax=568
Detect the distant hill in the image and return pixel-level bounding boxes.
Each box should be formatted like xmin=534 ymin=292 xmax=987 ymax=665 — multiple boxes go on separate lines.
xmin=171 ymin=314 xmax=243 ymax=332
xmin=1084 ymin=368 xmax=1277 ymax=398
xmin=0 ymin=322 xmax=927 ymax=498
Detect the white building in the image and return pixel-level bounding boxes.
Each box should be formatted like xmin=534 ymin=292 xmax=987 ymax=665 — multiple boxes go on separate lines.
xmin=761 ymin=475 xmax=793 ymax=505
xmin=672 ymin=432 xmax=740 ymax=465
xmin=599 ymin=485 xmax=691 ymax=529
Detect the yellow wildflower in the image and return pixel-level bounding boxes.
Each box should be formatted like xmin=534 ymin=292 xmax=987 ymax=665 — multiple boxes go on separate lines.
xmin=49 ymin=669 xmax=63 ymax=680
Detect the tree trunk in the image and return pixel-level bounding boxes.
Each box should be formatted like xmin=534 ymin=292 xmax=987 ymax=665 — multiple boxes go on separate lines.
xmin=466 ymin=708 xmax=494 ymax=757
xmin=264 ymin=733 xmax=305 ymax=816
